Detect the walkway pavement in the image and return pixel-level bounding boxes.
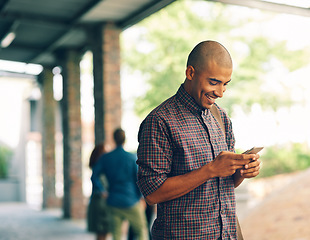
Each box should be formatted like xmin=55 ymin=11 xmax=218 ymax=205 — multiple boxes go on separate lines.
xmin=1 ymin=168 xmax=310 ymax=240
xmin=240 ymin=168 xmax=310 ymax=240
xmin=0 ymin=203 xmax=97 ymax=240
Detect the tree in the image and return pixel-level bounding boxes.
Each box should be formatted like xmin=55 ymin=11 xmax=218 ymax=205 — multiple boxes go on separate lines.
xmin=121 ymin=0 xmax=310 ymax=117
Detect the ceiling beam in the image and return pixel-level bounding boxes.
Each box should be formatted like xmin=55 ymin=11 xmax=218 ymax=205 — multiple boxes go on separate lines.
xmin=2 ymin=0 xmax=101 ymax=65
xmin=0 ymin=0 xmax=101 ymax=27
xmin=206 ymin=0 xmax=310 ymax=17
xmin=28 ymin=0 xmax=178 ymax=64
xmin=0 ymin=70 xmax=36 ymax=80
xmin=71 ymin=0 xmax=101 ymax=24
xmin=118 ymin=0 xmax=177 ymax=29
xmin=0 ymin=12 xmax=72 ymax=30
xmin=7 ymin=42 xmax=45 ymax=51
xmin=0 ymin=0 xmax=9 ymax=12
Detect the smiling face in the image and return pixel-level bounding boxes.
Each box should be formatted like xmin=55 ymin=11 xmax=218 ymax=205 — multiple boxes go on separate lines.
xmin=184 ymin=41 xmax=233 ymax=109
xmin=185 ymin=60 xmax=232 ymax=109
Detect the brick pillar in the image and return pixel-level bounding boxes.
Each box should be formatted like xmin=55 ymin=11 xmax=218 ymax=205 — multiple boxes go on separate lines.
xmin=41 ymin=68 xmax=60 ymax=208
xmin=91 ymin=24 xmax=105 ymax=146
xmin=91 ymin=23 xmax=122 ymax=148
xmin=60 ymin=50 xmax=84 ymax=219
xmin=102 ymin=23 xmax=122 ymax=149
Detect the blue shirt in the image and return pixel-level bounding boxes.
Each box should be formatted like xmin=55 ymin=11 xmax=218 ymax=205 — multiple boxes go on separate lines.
xmin=91 ymin=146 xmax=141 ymax=208
xmin=137 ymin=85 xmax=237 ymax=239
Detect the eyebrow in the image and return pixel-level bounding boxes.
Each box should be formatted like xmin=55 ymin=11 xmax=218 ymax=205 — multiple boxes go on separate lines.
xmin=209 ymin=78 xmax=231 ymax=84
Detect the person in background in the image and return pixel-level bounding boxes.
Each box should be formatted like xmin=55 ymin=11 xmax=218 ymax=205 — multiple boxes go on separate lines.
xmin=87 ymin=143 xmax=110 ymax=240
xmin=128 ymin=203 xmax=155 ymax=240
xmin=136 ymin=40 xmax=261 ymax=239
xmin=91 ymin=128 xmax=149 ymax=240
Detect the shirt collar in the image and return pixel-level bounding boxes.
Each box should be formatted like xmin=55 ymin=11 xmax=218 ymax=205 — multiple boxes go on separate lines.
xmin=176 ymin=84 xmax=207 ymax=115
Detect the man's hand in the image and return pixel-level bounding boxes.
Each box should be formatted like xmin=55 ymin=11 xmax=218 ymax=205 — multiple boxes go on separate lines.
xmin=145 ymin=151 xmax=260 ymax=205
xmin=240 ymin=158 xmax=261 ymax=178
xmin=232 ymin=152 xmax=261 ymax=187
xmin=208 ymin=151 xmax=255 ymax=178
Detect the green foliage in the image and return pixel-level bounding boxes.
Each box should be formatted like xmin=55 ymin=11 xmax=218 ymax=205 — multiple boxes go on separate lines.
xmin=257 ymin=143 xmax=310 ymax=178
xmin=122 ymin=0 xmax=242 ymax=118
xmin=220 ymin=37 xmax=310 ymax=113
xmin=121 ymin=0 xmax=310 ymax=118
xmin=0 ymin=145 xmax=12 ymax=178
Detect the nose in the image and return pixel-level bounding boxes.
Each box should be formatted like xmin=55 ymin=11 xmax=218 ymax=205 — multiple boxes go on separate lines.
xmin=214 ymin=85 xmax=226 ymax=98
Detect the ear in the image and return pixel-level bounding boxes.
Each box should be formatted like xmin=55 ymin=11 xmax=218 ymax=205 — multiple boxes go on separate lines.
xmin=185 ymin=65 xmax=195 ymax=80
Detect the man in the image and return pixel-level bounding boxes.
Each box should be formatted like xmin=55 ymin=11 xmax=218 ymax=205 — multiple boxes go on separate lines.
xmin=91 ymin=128 xmax=149 ymax=240
xmin=136 ymin=40 xmax=261 ymax=239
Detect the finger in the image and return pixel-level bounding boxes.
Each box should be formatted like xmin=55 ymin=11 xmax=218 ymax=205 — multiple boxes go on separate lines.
xmin=235 ymin=153 xmax=258 ymax=161
xmin=241 ymin=166 xmax=260 ymax=177
xmin=248 ymin=159 xmax=261 ymax=168
xmin=233 ymin=159 xmax=251 ymax=166
xmin=251 ymin=154 xmax=260 ymax=161
xmin=247 ymin=163 xmax=260 ymax=171
xmin=243 ymin=167 xmax=259 ymax=174
xmin=248 ymin=153 xmax=260 ymax=161
xmin=242 ymin=171 xmax=259 ymax=178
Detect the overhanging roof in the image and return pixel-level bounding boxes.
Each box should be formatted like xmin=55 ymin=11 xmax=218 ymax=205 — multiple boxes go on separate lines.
xmin=0 ymin=0 xmax=176 ymax=67
xmin=0 ymin=0 xmax=309 ymax=68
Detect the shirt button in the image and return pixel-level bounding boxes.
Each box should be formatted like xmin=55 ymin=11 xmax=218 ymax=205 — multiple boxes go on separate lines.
xmin=220 ymin=210 xmax=225 ymax=215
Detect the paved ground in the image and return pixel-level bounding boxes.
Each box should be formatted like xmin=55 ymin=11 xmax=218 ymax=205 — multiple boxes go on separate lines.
xmin=240 ymin=168 xmax=310 ymax=240
xmin=0 ymin=203 xmax=96 ymax=240
xmin=1 ymin=168 xmax=310 ymax=240
xmin=0 ymin=202 xmax=132 ymax=240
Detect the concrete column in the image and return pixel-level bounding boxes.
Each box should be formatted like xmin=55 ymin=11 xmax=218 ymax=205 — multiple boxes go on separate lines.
xmin=60 ymin=50 xmax=84 ymax=219
xmin=41 ymin=68 xmax=59 ymax=208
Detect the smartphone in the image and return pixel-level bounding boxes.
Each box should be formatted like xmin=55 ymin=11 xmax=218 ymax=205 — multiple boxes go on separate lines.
xmin=242 ymin=146 xmax=264 ymax=154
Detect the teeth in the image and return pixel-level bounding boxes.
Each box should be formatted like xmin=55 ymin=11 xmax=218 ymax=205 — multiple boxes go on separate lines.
xmin=206 ymin=94 xmax=215 ymax=104
xmin=206 ymin=94 xmax=215 ymax=100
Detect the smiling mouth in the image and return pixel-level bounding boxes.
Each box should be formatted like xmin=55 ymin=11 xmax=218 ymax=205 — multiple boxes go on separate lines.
xmin=206 ymin=94 xmax=216 ymax=103
xmin=206 ymin=94 xmax=216 ymax=101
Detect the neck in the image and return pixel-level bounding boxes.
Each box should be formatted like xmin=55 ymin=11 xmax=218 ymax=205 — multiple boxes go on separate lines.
xmin=183 ymin=79 xmax=191 ymax=95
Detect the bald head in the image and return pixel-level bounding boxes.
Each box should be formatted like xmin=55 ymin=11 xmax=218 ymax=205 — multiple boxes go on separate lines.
xmin=186 ymin=40 xmax=232 ymax=72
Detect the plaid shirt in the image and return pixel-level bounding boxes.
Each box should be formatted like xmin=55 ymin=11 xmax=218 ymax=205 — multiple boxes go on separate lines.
xmin=137 ymin=84 xmax=237 ymax=240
